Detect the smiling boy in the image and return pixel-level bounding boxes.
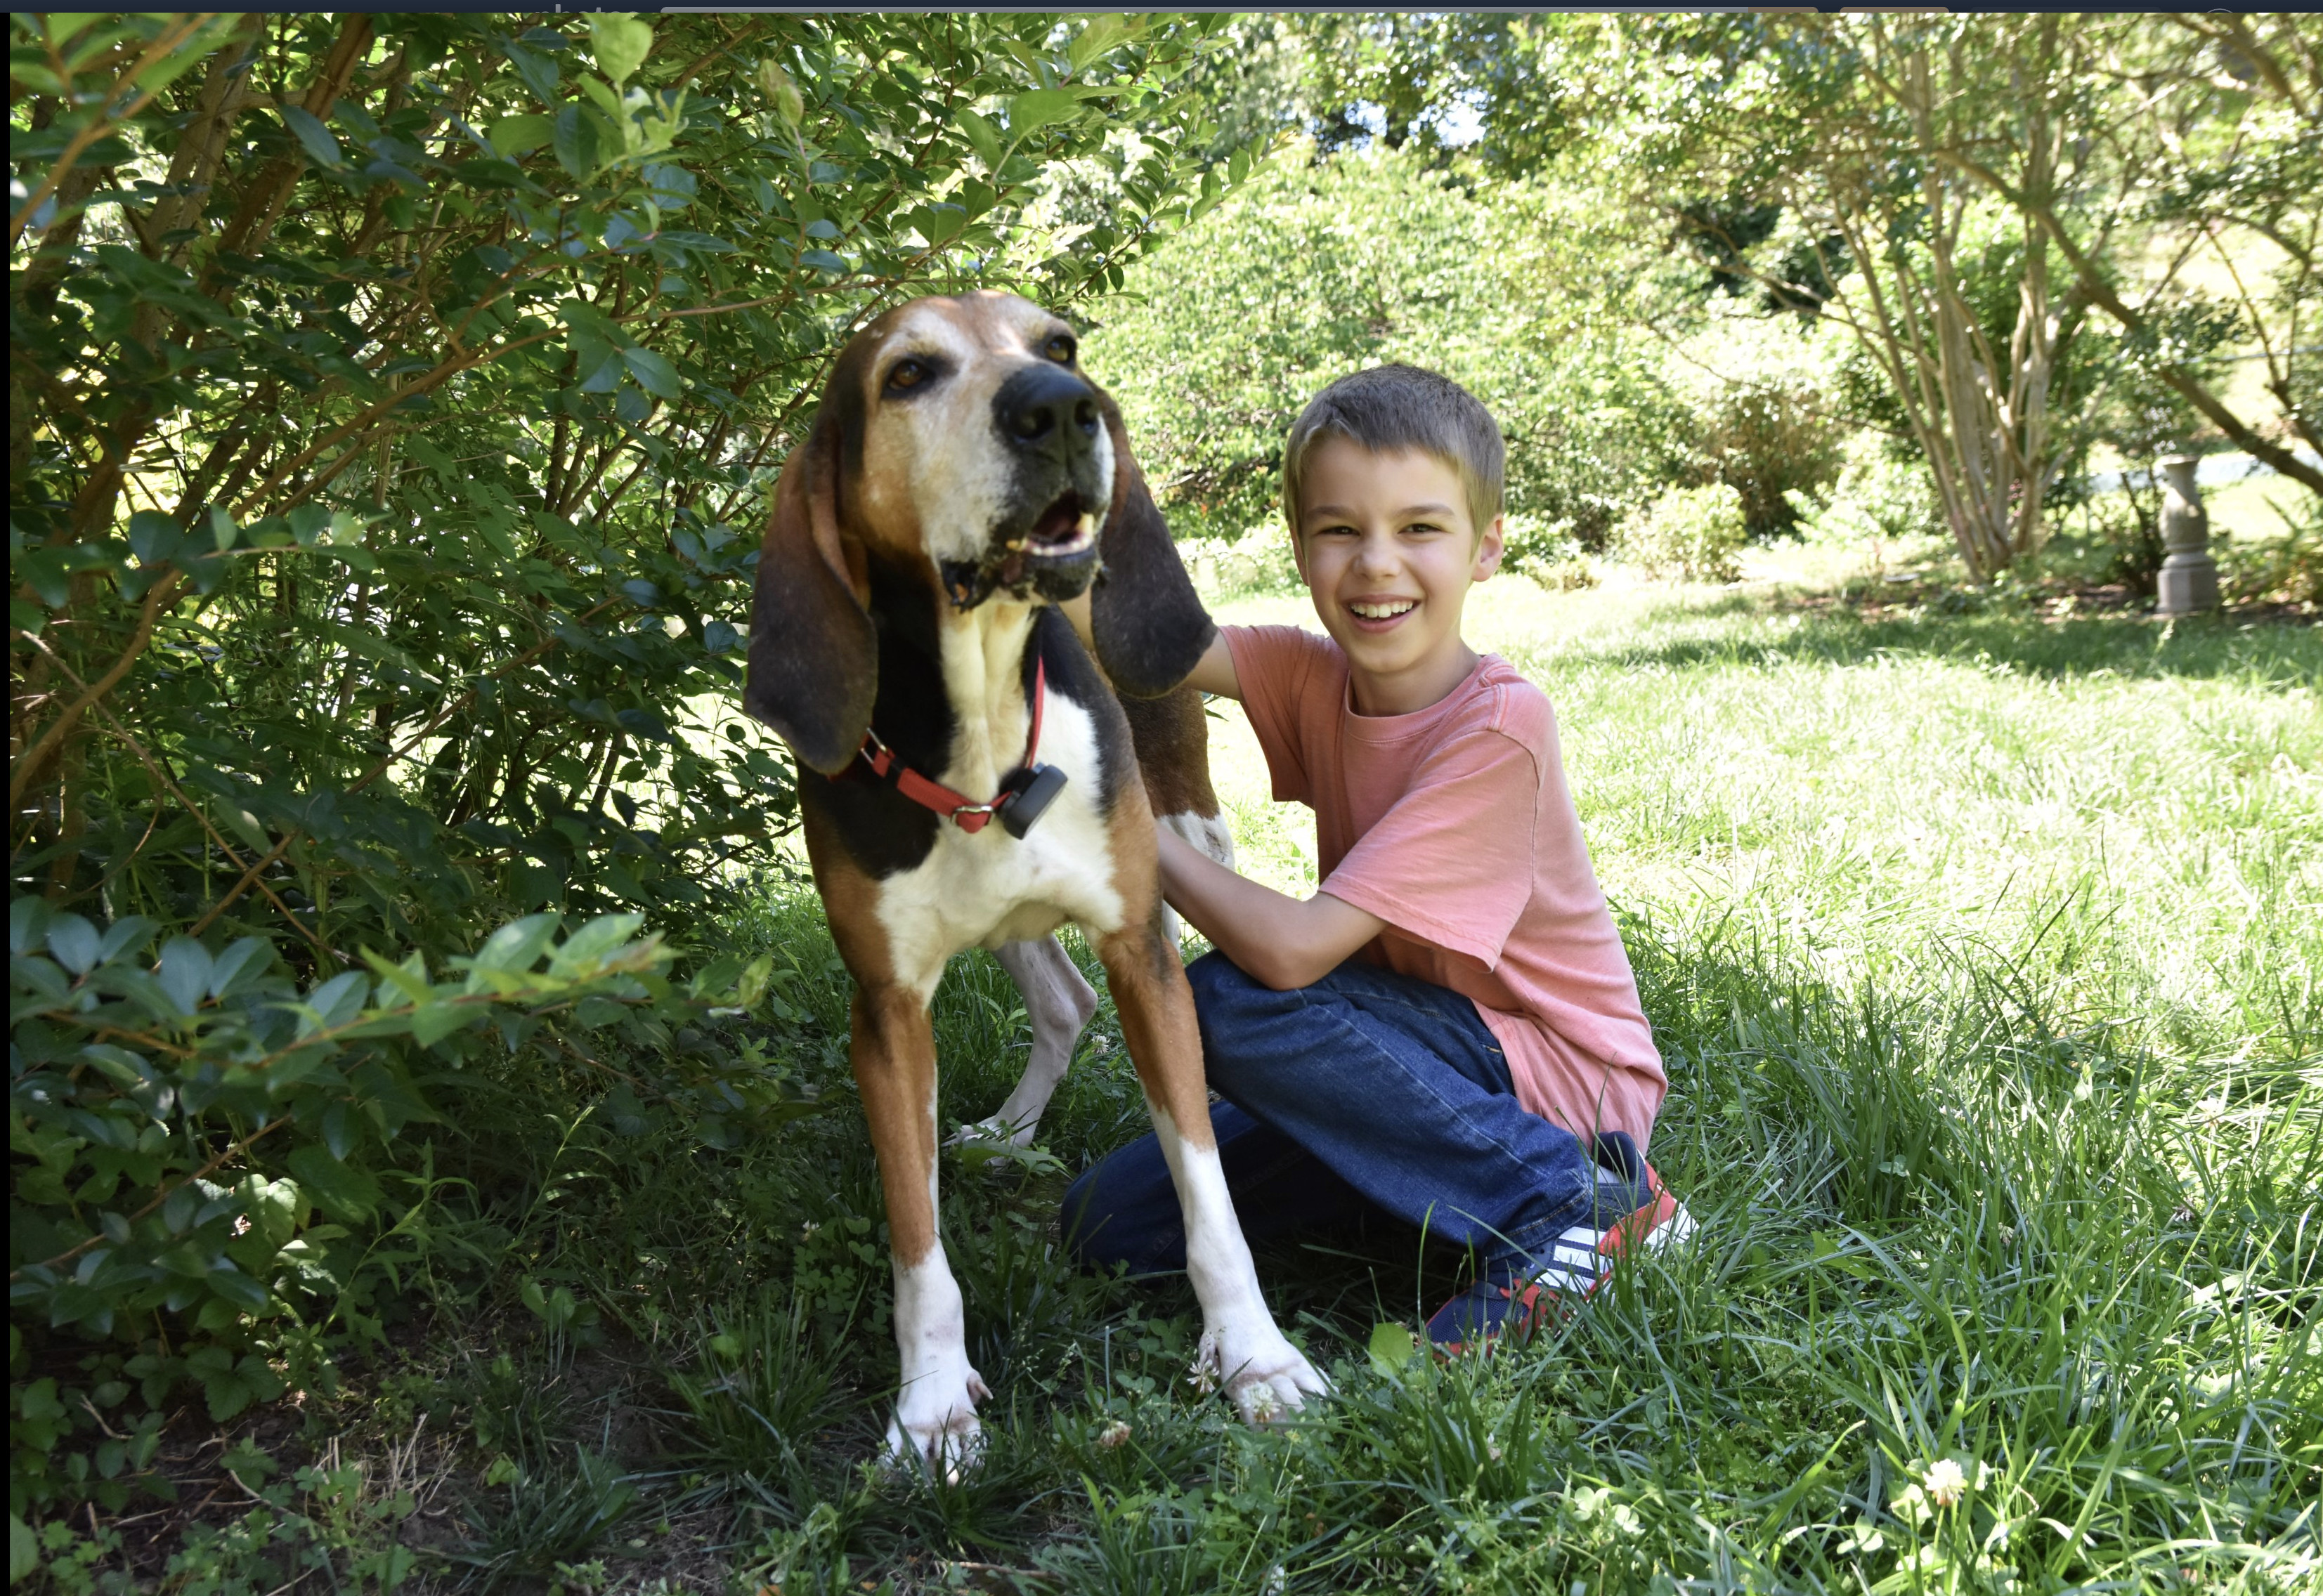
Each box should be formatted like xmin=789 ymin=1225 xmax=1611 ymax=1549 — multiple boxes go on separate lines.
xmin=1063 ymin=364 xmax=1690 ymax=1352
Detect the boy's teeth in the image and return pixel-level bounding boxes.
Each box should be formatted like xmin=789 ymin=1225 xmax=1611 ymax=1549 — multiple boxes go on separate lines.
xmin=1350 ymin=600 xmax=1414 ymax=619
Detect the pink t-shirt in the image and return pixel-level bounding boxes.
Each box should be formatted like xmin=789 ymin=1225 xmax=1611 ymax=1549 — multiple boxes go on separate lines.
xmin=1224 ymin=624 xmax=1666 ymax=1149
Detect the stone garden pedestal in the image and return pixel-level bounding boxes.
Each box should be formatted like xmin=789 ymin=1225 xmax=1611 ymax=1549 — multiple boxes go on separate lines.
xmin=2155 ymin=454 xmax=2219 ymax=616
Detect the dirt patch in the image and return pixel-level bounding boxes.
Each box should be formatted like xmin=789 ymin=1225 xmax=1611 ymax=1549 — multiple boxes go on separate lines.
xmin=78 ymin=1390 xmax=315 ymax=1584
xmin=1778 ymin=574 xmax=2316 ymax=627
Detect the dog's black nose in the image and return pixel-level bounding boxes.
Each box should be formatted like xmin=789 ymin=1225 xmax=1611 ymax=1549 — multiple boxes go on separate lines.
xmin=994 ymin=362 xmax=1100 ymax=452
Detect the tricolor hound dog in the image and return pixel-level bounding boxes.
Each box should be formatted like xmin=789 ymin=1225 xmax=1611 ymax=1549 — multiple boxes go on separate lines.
xmin=744 ymin=291 xmax=1325 ymax=1470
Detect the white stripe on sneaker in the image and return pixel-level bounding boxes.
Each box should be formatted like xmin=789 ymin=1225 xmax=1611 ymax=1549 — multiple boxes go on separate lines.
xmin=1643 ymin=1203 xmax=1698 ymax=1252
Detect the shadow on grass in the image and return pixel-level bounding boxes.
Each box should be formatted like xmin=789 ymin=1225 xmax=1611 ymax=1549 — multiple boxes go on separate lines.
xmin=1574 ymin=588 xmax=2318 ymax=685
xmin=334 ymin=879 xmax=2317 ymax=1592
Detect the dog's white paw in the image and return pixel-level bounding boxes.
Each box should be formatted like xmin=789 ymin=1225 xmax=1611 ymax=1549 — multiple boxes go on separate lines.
xmin=885 ymin=1366 xmax=992 ymax=1482
xmin=1195 ymin=1323 xmax=1329 ymax=1427
xmin=946 ymin=1113 xmax=1041 ymax=1151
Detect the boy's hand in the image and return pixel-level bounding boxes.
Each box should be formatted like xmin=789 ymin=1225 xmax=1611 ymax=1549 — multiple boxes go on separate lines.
xmin=1155 ymin=827 xmax=1382 ymax=991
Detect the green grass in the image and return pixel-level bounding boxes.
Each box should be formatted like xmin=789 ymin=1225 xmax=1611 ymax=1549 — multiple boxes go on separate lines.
xmin=112 ymin=573 xmax=2321 ymax=1593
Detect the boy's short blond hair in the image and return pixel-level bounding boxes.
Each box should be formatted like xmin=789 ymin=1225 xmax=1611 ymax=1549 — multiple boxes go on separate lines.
xmin=1282 ymin=364 xmax=1505 ymax=537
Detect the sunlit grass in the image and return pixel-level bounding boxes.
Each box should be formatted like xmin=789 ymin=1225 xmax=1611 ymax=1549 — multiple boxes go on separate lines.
xmin=1211 ymin=563 xmax=2320 ymax=1063
xmin=320 ymin=568 xmax=2317 ymax=1594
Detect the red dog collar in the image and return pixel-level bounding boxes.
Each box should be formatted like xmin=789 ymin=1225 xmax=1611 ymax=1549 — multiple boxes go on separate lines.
xmin=856 ymin=658 xmax=1065 ymax=839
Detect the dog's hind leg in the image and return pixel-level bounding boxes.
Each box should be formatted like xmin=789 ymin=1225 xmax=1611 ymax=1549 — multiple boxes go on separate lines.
xmin=1095 ymin=912 xmax=1327 ymax=1425
xmin=963 ymin=936 xmax=1098 ymax=1149
xmin=850 ymin=981 xmax=989 ymax=1475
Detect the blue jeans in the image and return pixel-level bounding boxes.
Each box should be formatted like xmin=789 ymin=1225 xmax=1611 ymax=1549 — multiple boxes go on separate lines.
xmin=1062 ymin=952 xmax=1647 ymax=1278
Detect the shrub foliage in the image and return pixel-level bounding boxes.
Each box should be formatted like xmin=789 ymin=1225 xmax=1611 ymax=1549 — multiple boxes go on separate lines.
xmin=1614 ymin=483 xmax=1750 ymax=584
xmin=8 ymin=7 xmax=1249 ymax=1527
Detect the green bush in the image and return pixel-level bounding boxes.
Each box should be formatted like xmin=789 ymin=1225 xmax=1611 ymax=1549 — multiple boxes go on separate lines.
xmin=1692 ymin=379 xmax=1846 ymax=537
xmin=7 ymin=7 xmax=1245 ymax=1548
xmin=1613 ymin=483 xmax=1749 ymax=581
xmin=1499 ymin=514 xmax=1596 ymax=589
xmin=1177 ymin=522 xmax=1303 ymax=598
xmin=1792 ymin=434 xmax=1944 ymax=554
xmin=2222 ymin=485 xmax=2323 ymax=608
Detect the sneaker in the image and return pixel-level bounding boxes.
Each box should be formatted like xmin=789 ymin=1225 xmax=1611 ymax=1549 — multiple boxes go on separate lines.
xmin=1612 ymin=1163 xmax=1696 ymax=1256
xmin=1424 ymin=1163 xmax=1695 ymax=1356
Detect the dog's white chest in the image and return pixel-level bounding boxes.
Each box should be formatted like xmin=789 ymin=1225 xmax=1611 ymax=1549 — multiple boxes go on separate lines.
xmin=873 ymin=688 xmax=1124 ymax=997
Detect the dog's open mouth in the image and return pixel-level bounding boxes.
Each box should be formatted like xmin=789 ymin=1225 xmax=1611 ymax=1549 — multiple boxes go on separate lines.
xmin=944 ymin=493 xmax=1103 ymax=609
xmin=1020 ymin=492 xmax=1097 ymax=560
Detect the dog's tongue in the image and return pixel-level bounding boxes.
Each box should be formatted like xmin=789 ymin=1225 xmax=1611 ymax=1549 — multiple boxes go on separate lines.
xmin=1029 ymin=494 xmax=1081 ymax=548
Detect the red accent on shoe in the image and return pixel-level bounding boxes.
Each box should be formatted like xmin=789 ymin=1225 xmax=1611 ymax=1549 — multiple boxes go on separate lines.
xmin=1427 ymin=1164 xmax=1692 ymax=1358
xmin=1602 ymin=1184 xmax=1684 ymax=1259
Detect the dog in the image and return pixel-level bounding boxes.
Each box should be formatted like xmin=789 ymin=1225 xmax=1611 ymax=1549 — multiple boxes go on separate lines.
xmin=744 ymin=290 xmax=1325 ymax=1468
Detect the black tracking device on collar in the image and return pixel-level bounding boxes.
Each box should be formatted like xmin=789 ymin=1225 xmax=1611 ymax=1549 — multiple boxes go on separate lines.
xmin=996 ymin=764 xmax=1068 ymax=839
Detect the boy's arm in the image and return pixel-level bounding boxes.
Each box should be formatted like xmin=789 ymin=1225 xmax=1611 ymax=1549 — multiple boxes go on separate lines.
xmin=1156 ymin=827 xmax=1382 ymax=991
xmin=1060 ymin=592 xmax=1242 ymax=700
xmin=1176 ymin=629 xmax=1241 ymax=700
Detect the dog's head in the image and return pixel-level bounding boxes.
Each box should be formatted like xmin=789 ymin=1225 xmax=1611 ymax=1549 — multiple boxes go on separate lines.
xmin=746 ymin=291 xmax=1213 ymax=774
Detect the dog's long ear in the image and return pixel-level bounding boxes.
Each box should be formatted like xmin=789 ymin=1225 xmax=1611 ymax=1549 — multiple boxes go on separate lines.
xmin=745 ymin=417 xmax=876 ymax=774
xmin=1089 ymin=393 xmax=1215 ymax=698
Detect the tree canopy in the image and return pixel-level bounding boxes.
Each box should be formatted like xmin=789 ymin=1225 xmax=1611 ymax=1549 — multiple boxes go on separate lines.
xmin=1177 ymin=13 xmax=2319 ymax=577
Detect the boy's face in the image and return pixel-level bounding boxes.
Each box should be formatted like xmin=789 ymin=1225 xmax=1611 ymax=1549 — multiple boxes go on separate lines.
xmin=1293 ymin=439 xmax=1504 ymax=708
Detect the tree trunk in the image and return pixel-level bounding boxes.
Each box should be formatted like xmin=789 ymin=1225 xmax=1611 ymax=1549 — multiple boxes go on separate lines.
xmin=1813 ymin=25 xmax=2078 ymax=582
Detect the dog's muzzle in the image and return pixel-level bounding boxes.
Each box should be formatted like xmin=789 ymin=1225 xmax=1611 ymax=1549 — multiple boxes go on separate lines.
xmin=941 ymin=363 xmax=1110 ymax=610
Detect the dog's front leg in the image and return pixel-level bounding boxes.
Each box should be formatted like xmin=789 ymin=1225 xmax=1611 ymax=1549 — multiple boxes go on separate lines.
xmin=1096 ymin=918 xmax=1327 ymax=1423
xmin=850 ymin=982 xmax=988 ymax=1474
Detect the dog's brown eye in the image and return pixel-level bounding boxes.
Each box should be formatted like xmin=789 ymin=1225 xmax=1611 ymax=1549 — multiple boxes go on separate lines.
xmin=1043 ymin=333 xmax=1076 ymax=365
xmin=886 ymin=358 xmax=931 ymax=393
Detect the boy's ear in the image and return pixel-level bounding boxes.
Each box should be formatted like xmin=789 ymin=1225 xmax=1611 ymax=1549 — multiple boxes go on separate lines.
xmin=1088 ymin=390 xmax=1215 ymax=698
xmin=744 ymin=414 xmax=878 ymax=774
xmin=1473 ymin=513 xmax=1507 ymax=580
